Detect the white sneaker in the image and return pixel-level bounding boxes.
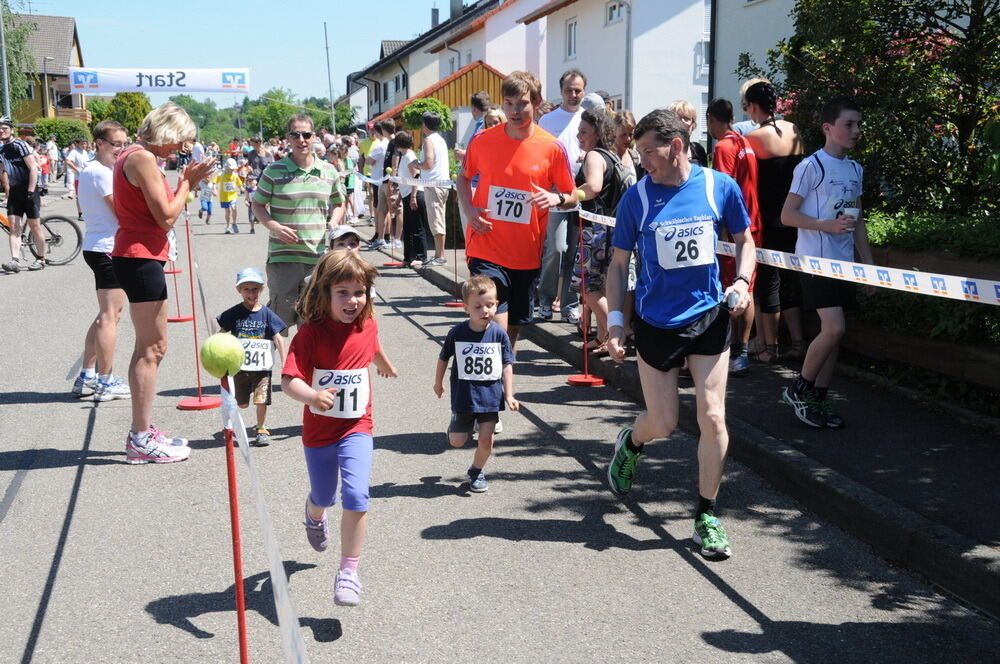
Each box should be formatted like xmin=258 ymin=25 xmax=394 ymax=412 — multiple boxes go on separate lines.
xmin=93 ymin=377 xmax=132 ymax=402
xmin=392 ymin=239 xmax=403 ymax=248
xmin=148 ymin=424 xmax=189 ymax=447
xmin=72 ymin=375 xmax=97 ymax=397
xmin=125 ymin=431 xmax=191 ymax=464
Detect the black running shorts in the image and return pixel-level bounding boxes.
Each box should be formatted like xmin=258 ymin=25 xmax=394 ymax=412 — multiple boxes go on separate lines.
xmin=83 ymin=251 xmax=122 ymax=290
xmin=634 ymin=306 xmax=732 ymax=372
xmin=111 ymin=256 xmax=168 ymax=303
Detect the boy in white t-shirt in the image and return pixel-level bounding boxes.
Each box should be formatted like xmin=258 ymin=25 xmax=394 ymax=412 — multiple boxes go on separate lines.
xmin=198 ymin=177 xmax=216 ymax=224
xmin=779 ymin=97 xmax=874 ymax=429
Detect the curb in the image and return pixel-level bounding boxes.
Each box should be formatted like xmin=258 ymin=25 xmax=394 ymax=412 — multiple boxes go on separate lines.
xmin=380 ymin=244 xmax=1000 ymax=620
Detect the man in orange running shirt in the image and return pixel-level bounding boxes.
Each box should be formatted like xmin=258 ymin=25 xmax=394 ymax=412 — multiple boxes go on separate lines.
xmin=456 ymin=71 xmax=578 ymax=350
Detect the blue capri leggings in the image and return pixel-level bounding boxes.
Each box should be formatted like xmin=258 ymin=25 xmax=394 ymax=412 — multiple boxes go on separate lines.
xmin=303 ymin=432 xmax=373 ymax=512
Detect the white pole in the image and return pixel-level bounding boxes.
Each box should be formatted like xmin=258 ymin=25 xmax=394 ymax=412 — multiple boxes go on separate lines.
xmin=324 ymin=22 xmax=335 ymax=131
xmin=0 ymin=10 xmax=11 ymax=118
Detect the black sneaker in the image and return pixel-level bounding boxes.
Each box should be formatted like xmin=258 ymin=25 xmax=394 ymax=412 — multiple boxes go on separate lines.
xmin=819 ymin=398 xmax=844 ymax=428
xmin=781 ymin=386 xmax=827 ymax=429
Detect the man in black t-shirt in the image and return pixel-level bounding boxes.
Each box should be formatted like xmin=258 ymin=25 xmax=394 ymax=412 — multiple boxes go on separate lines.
xmin=0 ymin=117 xmax=45 ymax=273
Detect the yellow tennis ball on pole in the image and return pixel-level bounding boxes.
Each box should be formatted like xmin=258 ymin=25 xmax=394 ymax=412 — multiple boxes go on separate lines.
xmin=200 ymin=333 xmax=244 ymax=378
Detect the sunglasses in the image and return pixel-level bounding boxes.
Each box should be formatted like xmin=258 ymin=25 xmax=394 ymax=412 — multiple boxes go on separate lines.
xmin=287 ymin=131 xmax=314 ymax=140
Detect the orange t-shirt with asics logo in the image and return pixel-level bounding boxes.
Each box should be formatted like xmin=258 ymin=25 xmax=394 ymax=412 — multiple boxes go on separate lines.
xmin=463 ymin=124 xmax=575 ymax=270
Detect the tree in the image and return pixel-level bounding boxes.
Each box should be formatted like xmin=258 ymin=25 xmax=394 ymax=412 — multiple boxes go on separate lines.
xmin=245 ymin=87 xmax=297 ymax=139
xmin=738 ymin=0 xmax=1000 ymax=216
xmin=5 ymin=6 xmax=38 ymax=121
xmin=401 ymin=98 xmax=454 ymax=132
xmin=107 ymin=92 xmax=152 ymax=135
xmin=86 ymin=98 xmax=109 ymax=131
xmin=334 ymin=103 xmax=356 ymax=134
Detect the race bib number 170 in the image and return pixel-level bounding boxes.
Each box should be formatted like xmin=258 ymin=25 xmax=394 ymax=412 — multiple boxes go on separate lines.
xmin=309 ymin=368 xmax=369 ymax=419
xmin=488 ymin=186 xmax=532 ymax=224
xmin=654 ymin=221 xmax=715 ymax=271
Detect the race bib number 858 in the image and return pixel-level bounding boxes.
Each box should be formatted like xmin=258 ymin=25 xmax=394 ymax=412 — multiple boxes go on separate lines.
xmin=309 ymin=368 xmax=369 ymax=419
xmin=455 ymin=341 xmax=503 ymax=381
xmin=654 ymin=221 xmax=714 ymax=271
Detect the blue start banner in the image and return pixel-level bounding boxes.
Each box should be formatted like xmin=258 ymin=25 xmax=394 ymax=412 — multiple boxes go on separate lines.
xmin=66 ymin=67 xmax=250 ymax=94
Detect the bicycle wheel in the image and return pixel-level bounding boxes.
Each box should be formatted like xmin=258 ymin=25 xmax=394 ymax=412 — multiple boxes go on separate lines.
xmin=32 ymin=215 xmax=82 ymax=265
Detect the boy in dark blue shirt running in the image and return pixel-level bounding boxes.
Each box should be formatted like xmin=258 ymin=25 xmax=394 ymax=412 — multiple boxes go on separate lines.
xmin=434 ymin=275 xmax=518 ymax=492
xmin=217 ymin=267 xmax=287 ymax=446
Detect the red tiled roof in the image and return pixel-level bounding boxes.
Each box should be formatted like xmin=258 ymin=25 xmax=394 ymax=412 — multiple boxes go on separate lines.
xmin=371 ymin=60 xmax=507 ymax=124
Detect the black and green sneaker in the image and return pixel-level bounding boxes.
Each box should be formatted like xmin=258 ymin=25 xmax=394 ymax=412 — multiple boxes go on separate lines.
xmin=607 ymin=427 xmax=642 ymax=495
xmin=693 ymin=513 xmax=732 ymax=559
xmin=818 ymin=398 xmax=844 ymax=428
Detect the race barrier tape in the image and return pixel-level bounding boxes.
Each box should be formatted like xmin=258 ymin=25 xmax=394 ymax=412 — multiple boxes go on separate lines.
xmin=220 ymin=387 xmax=311 ymax=664
xmin=576 ymin=208 xmax=999 ymax=306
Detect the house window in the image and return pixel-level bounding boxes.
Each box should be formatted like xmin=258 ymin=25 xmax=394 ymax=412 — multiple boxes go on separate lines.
xmin=373 ymin=82 xmax=380 ymax=103
xmin=606 ymin=1 xmax=624 ymax=25
xmin=607 ymin=95 xmax=623 ymax=111
xmin=465 ymin=49 xmax=472 ymax=65
xmin=401 ymin=71 xmax=407 ymax=90
xmin=25 ymin=83 xmax=35 ymax=101
xmin=566 ymin=18 xmax=577 ymax=59
xmin=449 ymin=57 xmax=456 ymax=74
xmin=394 ymin=74 xmax=401 ymax=93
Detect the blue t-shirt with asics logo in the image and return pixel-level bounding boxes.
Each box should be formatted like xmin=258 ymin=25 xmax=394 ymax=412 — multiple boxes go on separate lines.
xmin=439 ymin=321 xmax=515 ymax=413
xmin=612 ymin=165 xmax=750 ymax=329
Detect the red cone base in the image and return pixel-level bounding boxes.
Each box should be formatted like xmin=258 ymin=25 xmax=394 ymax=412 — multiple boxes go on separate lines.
xmin=177 ymin=395 xmax=222 ymax=410
xmin=164 ymin=269 xmax=182 ymax=275
xmin=383 ymin=261 xmax=403 ymax=267
xmin=444 ymin=300 xmax=465 ymax=308
xmin=168 ymin=315 xmax=194 ymax=323
xmin=567 ymin=374 xmax=604 ymax=386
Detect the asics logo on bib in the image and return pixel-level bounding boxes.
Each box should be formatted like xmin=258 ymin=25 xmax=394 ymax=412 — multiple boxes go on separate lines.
xmin=318 ymin=373 xmax=364 ymax=387
xmin=461 ymin=344 xmax=496 ymax=356
xmin=661 ymin=225 xmax=705 ymax=242
xmin=494 ymin=189 xmax=528 ymax=202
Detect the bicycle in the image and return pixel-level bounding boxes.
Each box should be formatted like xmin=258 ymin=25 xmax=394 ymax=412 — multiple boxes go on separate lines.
xmin=0 ymin=211 xmax=82 ymax=266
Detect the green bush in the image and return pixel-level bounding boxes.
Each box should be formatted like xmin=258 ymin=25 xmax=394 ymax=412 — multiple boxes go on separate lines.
xmin=865 ymin=209 xmax=998 ymax=259
xmin=401 ymin=98 xmax=454 ymax=132
xmin=853 ymin=289 xmax=1000 ymax=345
xmin=33 ymin=117 xmax=91 ymax=147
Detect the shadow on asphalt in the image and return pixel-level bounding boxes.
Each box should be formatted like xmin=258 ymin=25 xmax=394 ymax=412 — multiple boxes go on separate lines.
xmin=375 ymin=432 xmax=449 ymax=456
xmin=0 ymin=447 xmax=121 ymax=471
xmin=0 ymin=390 xmax=94 ymax=405
xmin=370 ymin=475 xmax=470 ymax=499
xmin=192 ymin=426 xmax=303 ymax=450
xmin=145 ymin=561 xmax=342 ymax=644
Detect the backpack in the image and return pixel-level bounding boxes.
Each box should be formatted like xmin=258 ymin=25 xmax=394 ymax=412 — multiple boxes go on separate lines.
xmin=587 ymin=148 xmax=634 ymax=217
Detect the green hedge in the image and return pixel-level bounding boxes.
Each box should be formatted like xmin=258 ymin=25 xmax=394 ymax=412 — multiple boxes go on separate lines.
xmin=865 ymin=209 xmax=997 ymax=260
xmin=852 ymin=289 xmax=1000 ymax=345
xmin=34 ymin=117 xmax=91 ymax=147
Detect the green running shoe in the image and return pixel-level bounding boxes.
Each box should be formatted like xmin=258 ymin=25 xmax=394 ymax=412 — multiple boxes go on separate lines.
xmin=693 ymin=513 xmax=732 ymax=559
xmin=607 ymin=427 xmax=642 ymax=495
xmin=818 ymin=398 xmax=844 ymax=428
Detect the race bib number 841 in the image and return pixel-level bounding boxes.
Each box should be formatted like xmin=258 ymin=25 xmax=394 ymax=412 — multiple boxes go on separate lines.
xmin=240 ymin=339 xmax=273 ymax=371
xmin=309 ymin=368 xmax=369 ymax=419
xmin=654 ymin=221 xmax=714 ymax=271
xmin=488 ymin=186 xmax=532 ymax=225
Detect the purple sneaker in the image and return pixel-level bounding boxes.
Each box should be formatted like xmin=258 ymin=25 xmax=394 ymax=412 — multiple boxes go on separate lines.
xmin=304 ymin=502 xmax=329 ymax=552
xmin=334 ymin=569 xmax=362 ymax=606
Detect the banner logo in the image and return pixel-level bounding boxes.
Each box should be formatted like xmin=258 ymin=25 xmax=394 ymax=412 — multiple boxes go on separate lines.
xmin=790 ymin=255 xmax=802 ymax=270
xmin=877 ymin=269 xmax=891 ymax=285
xmin=830 ymin=262 xmax=844 ymax=277
xmin=222 ymin=72 xmax=247 ymax=89
xmin=903 ymin=273 xmax=919 ymax=291
xmin=72 ymin=70 xmax=99 ymax=89
xmin=930 ymin=277 xmax=947 ymax=294
xmin=961 ymin=280 xmax=979 ymax=300
xmin=853 ymin=266 xmax=867 ymax=282
xmin=808 ymin=258 xmax=822 ymax=273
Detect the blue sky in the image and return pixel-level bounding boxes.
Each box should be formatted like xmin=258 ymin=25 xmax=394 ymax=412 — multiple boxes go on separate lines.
xmin=29 ymin=0 xmax=445 ymax=107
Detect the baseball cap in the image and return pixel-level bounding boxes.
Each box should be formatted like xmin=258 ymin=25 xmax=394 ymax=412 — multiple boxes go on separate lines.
xmin=235 ymin=267 xmax=266 ymax=287
xmin=580 ymin=93 xmax=607 ymax=113
xmin=328 ymin=225 xmax=361 ymax=243
xmin=225 ymin=158 xmax=238 ymax=170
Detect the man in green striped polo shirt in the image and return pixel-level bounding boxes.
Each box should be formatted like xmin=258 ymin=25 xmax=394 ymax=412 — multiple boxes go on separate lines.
xmin=252 ymin=113 xmax=345 ymax=333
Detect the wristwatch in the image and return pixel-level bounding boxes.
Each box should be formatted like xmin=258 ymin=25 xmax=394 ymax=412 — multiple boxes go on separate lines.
xmin=557 ymin=192 xmax=566 ymax=206
xmin=735 ymin=274 xmax=751 ymax=286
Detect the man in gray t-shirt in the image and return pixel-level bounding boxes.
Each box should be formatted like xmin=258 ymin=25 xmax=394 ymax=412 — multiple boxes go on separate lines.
xmin=0 ymin=116 xmax=45 ymax=272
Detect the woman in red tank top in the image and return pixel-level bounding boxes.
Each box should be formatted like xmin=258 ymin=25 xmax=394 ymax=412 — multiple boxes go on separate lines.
xmin=111 ymin=101 xmax=216 ymax=464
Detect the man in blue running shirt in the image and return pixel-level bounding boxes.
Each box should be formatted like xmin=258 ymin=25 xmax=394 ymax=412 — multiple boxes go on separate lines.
xmin=604 ymin=109 xmax=756 ymax=560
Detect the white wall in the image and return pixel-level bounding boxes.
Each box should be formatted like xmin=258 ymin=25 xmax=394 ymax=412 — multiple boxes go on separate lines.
xmin=542 ymin=0 xmax=708 ymax=141
xmin=714 ymin=0 xmax=794 ymax=124
xmin=347 ymin=87 xmax=367 ymax=127
xmin=483 ymin=0 xmax=549 ymax=78
xmin=436 ymin=32 xmax=486 ymax=80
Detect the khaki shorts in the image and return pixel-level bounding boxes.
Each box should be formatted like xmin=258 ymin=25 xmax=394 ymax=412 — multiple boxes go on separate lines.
xmin=234 ymin=370 xmax=272 ymax=407
xmin=266 ymin=261 xmax=313 ymax=331
xmin=425 ymin=186 xmax=449 ymax=236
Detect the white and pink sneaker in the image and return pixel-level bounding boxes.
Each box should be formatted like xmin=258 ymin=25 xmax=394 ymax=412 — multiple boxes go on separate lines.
xmin=125 ymin=431 xmax=191 ymax=464
xmin=333 ymin=569 xmax=362 ymax=606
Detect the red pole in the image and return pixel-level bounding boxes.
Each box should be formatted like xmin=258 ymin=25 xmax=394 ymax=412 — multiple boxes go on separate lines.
xmin=445 ymin=193 xmax=464 ymax=307
xmin=178 ymin=213 xmax=221 ymax=410
xmin=568 ymin=213 xmax=603 ymax=386
xmin=224 ymin=425 xmax=250 ymax=663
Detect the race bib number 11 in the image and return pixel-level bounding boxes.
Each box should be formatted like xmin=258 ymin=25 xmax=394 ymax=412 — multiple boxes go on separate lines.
xmin=488 ymin=186 xmax=532 ymax=224
xmin=309 ymin=368 xmax=369 ymax=419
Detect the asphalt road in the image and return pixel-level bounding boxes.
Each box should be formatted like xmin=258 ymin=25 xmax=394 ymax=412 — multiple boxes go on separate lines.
xmin=1 ymin=187 xmax=997 ymax=663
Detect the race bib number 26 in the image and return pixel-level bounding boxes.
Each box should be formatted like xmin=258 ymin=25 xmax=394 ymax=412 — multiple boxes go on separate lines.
xmin=309 ymin=368 xmax=369 ymax=419
xmin=488 ymin=186 xmax=532 ymax=224
xmin=654 ymin=221 xmax=714 ymax=271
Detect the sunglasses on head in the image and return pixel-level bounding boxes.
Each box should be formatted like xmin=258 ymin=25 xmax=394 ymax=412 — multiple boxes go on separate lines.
xmin=288 ymin=131 xmax=314 ymax=140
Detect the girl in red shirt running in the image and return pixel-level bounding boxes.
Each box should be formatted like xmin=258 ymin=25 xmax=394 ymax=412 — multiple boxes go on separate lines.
xmin=281 ymin=250 xmax=397 ymax=607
